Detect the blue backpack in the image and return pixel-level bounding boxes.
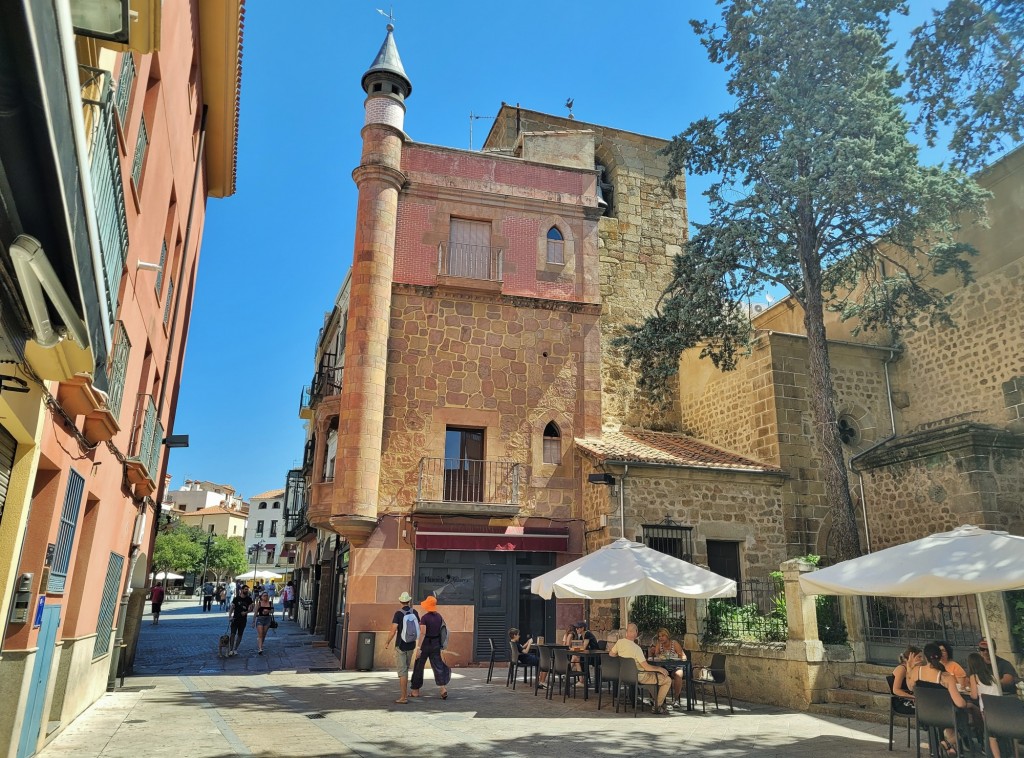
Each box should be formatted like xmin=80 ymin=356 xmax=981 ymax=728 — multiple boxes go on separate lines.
xmin=401 ymin=609 xmax=420 ymax=644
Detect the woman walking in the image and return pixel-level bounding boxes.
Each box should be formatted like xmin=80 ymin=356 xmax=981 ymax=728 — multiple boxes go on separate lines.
xmin=253 ymin=591 xmax=275 ymax=655
xmin=410 ymin=595 xmax=450 ymax=700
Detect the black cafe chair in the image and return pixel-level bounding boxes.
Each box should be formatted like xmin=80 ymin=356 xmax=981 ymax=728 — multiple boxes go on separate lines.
xmin=507 ymin=639 xmax=534 ymax=689
xmin=914 ymin=685 xmax=962 ymax=758
xmin=551 ymin=649 xmax=584 ymax=701
xmin=486 ymin=638 xmax=497 ymax=684
xmin=982 ymin=695 xmax=1024 ymax=758
xmin=886 ymin=674 xmax=915 ymax=750
xmin=597 ymin=654 xmax=620 ymax=711
xmin=693 ymin=653 xmax=734 ymax=714
xmin=535 ymin=644 xmax=553 ymax=697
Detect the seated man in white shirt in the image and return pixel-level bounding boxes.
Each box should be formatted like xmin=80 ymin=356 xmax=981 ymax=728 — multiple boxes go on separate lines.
xmin=609 ymin=623 xmax=671 ymax=714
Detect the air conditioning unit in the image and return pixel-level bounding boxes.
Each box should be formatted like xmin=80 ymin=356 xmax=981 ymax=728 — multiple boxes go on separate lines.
xmin=750 ymin=303 xmax=766 ymax=316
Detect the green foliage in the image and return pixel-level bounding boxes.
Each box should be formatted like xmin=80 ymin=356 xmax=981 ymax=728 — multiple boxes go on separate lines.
xmin=702 ymin=598 xmax=788 ymax=645
xmin=1007 ymin=590 xmax=1024 ymax=654
xmin=905 ymin=0 xmax=1023 ymax=171
xmin=207 ymin=536 xmax=248 ymax=581
xmin=630 ymin=595 xmax=687 ymax=641
xmin=152 ymin=522 xmax=204 ymax=575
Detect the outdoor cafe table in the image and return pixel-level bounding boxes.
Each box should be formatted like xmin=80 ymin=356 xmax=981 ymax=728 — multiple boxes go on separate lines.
xmin=560 ymin=648 xmax=610 ymax=702
xmin=647 ymin=656 xmax=693 ymax=711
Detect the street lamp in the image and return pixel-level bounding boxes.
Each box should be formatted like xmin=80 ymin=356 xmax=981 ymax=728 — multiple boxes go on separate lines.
xmin=247 ymin=539 xmax=266 ymax=585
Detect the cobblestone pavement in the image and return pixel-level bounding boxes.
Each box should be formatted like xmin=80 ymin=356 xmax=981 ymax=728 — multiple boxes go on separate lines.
xmin=40 ymin=599 xmax=907 ymax=757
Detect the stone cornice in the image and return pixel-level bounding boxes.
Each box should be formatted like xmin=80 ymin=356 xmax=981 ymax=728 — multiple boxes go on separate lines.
xmin=853 ymin=422 xmax=1024 ymax=471
xmin=352 ymin=163 xmax=406 ymax=192
xmin=391 ymin=282 xmax=601 ymax=315
xmin=401 ymin=178 xmax=599 ymax=218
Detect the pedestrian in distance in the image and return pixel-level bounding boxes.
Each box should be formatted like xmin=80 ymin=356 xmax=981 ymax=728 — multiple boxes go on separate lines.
xmin=384 ymin=591 xmax=419 ymax=704
xmin=202 ymin=580 xmax=215 ymax=612
xmin=216 ymin=584 xmax=226 ymax=611
xmin=281 ymin=581 xmax=295 ymax=619
xmin=253 ymin=591 xmax=274 ymax=655
xmin=410 ymin=595 xmax=451 ymax=700
xmin=225 ymin=582 xmax=235 ymax=606
xmin=227 ymin=585 xmax=254 ymax=656
xmin=149 ymin=582 xmax=165 ymax=625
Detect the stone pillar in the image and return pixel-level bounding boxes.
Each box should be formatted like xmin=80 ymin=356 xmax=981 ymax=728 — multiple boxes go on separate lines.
xmin=782 ymin=558 xmax=822 ymax=658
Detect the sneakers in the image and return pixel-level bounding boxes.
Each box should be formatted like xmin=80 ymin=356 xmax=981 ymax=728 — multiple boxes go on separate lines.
xmin=257 ymin=649 xmax=263 ymax=656
xmin=228 ymin=650 xmax=236 ymax=657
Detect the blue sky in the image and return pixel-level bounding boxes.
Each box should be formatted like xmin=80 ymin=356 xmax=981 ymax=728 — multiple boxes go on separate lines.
xmin=168 ymin=1 xmax=944 ymax=500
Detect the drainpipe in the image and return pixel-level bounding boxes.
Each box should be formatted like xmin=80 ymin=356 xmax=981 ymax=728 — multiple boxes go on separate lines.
xmin=848 ymin=348 xmax=900 ymax=554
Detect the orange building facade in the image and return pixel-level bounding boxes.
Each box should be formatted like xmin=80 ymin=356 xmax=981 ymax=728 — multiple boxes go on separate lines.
xmin=0 ymin=3 xmax=243 ymax=756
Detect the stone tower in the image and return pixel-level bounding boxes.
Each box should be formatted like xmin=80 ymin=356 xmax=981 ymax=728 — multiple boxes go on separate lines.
xmin=330 ymin=24 xmax=411 ymax=544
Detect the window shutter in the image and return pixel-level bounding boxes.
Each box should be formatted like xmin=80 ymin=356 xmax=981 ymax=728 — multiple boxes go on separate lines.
xmin=48 ymin=470 xmax=86 ymax=593
xmin=93 ymin=552 xmax=125 ymax=658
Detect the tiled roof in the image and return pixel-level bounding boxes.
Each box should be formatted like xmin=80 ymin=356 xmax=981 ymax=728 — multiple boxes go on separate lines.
xmin=250 ymin=488 xmax=285 ymax=501
xmin=574 ymin=430 xmax=782 ymax=473
xmin=183 ymin=506 xmax=246 ymax=517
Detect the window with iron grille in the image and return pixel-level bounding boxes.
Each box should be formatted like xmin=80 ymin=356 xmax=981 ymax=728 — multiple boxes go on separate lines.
xmin=642 ymin=523 xmax=694 ymax=561
xmin=91 ymin=82 xmax=128 ymax=324
xmin=155 ymin=240 xmax=167 ymax=296
xmin=163 ymin=279 xmax=174 ymax=325
xmin=131 ymin=118 xmax=148 ymax=187
xmin=93 ymin=551 xmax=125 ymax=658
xmin=106 ymin=322 xmax=131 ymax=420
xmin=114 ymin=54 xmax=135 ymax=124
xmin=48 ymin=470 xmax=85 ymax=593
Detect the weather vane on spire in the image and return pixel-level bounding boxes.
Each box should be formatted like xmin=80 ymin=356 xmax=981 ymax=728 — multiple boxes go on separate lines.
xmin=376 ymin=6 xmax=396 ymax=26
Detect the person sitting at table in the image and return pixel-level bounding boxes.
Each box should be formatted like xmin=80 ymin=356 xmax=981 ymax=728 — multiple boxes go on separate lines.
xmin=909 ymin=639 xmax=965 ymax=692
xmin=978 ymin=638 xmax=1020 ymax=694
xmin=509 ymin=627 xmax=547 ymax=688
xmin=968 ymin=652 xmax=1003 ymax=758
xmin=562 ymin=620 xmax=598 ymax=671
xmin=917 ymin=642 xmax=971 ymax=756
xmin=610 ymin=623 xmax=671 ymax=714
xmin=647 ymin=627 xmax=687 ymax=707
xmin=892 ymin=645 xmax=922 ymax=703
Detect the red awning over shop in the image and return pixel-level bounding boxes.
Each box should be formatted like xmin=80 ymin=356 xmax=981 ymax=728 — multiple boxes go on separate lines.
xmin=415 ymin=525 xmax=569 ymax=552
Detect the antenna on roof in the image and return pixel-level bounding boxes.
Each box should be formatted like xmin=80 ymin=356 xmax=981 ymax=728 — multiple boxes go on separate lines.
xmin=469 ymin=111 xmax=495 ymax=151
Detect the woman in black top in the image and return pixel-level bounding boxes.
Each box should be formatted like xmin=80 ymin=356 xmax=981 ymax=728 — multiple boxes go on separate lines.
xmin=253 ymin=592 xmax=275 ymax=655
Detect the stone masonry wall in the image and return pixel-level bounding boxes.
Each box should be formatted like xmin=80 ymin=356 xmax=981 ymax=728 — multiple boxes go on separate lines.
xmin=893 ymin=258 xmax=1024 ymax=432
xmin=379 ymin=288 xmax=600 ymax=518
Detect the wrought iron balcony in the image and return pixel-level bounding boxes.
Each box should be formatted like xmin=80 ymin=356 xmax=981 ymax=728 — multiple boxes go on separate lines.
xmin=125 ymin=393 xmax=162 ymax=496
xmin=298 ymin=384 xmax=312 ymax=419
xmin=415 ymin=458 xmax=523 ymax=516
xmin=437 ymin=241 xmax=503 ymax=282
xmin=310 ymin=353 xmax=343 ymax=405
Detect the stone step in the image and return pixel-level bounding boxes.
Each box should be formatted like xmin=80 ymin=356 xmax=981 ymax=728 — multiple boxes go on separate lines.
xmin=840 ymin=673 xmax=892 ymax=694
xmin=807 ymin=702 xmax=894 ymax=727
xmin=825 ymin=687 xmax=892 ymax=710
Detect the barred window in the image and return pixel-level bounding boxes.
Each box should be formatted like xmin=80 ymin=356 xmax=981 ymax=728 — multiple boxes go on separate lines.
xmin=93 ymin=552 xmax=125 ymax=658
xmin=48 ymin=470 xmax=85 ymax=593
xmin=114 ymin=54 xmax=136 ymax=124
xmin=642 ymin=523 xmax=694 ymax=561
xmin=131 ymin=118 xmax=148 ymax=187
xmin=163 ymin=279 xmax=174 ymax=325
xmin=155 ymin=240 xmax=167 ymax=296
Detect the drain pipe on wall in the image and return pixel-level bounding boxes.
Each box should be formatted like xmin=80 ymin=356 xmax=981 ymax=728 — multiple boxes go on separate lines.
xmin=848 ymin=348 xmax=900 ymax=555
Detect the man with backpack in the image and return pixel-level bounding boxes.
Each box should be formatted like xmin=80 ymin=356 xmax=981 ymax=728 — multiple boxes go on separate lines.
xmin=383 ymin=591 xmax=419 ymax=704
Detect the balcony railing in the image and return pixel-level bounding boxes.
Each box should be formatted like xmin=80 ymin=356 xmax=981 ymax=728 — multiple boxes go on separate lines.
xmin=416 ymin=458 xmax=522 ymax=508
xmin=437 ymin=241 xmax=503 ymax=282
xmin=128 ymin=393 xmax=162 ymax=481
xmin=298 ymin=384 xmax=312 ymax=418
xmin=310 ymin=354 xmax=343 ymax=405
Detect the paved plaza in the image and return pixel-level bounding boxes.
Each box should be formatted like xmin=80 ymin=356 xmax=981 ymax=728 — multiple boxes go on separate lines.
xmin=39 ymin=600 xmax=910 ymax=757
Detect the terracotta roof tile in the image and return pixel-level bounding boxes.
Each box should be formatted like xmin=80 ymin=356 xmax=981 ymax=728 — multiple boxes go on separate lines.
xmin=574 ymin=430 xmax=782 ymax=473
xmin=250 ymin=488 xmax=285 ymax=501
xmin=182 ymin=506 xmax=246 ymax=517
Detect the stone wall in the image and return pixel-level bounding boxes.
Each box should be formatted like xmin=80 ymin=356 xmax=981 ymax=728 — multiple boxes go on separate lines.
xmin=379 ymin=288 xmax=601 ymax=517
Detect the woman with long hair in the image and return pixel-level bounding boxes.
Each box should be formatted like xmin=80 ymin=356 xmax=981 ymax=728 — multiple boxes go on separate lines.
xmin=918 ymin=642 xmax=969 ymax=756
xmin=968 ymin=652 xmax=1002 ymax=758
xmin=252 ymin=591 xmax=275 ymax=655
xmin=893 ymin=645 xmax=921 ymax=701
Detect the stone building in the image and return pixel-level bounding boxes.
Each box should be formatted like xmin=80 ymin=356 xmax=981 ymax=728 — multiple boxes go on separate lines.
xmin=296 ymin=24 xmax=794 ymax=667
xmin=677 ymin=144 xmax=1024 ymax=660
xmin=0 ymin=3 xmax=244 ymax=755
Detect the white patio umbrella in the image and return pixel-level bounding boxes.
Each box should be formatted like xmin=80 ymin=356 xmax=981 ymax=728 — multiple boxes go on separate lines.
xmin=153 ymin=571 xmax=183 ymax=580
xmin=234 ymin=569 xmax=283 ymax=581
xmin=531 ymin=538 xmax=737 ymax=600
xmin=799 ymin=524 xmax=1024 ymax=684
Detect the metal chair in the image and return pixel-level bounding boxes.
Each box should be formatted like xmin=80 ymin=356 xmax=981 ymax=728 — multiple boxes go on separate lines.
xmin=615 ymin=657 xmax=641 ymax=716
xmin=886 ymin=674 xmax=916 ymax=750
xmin=507 ymin=639 xmax=534 ymax=689
xmin=550 ymin=648 xmax=583 ymax=701
xmin=982 ymin=695 xmax=1024 ymax=758
xmin=597 ymin=653 xmax=620 ymax=710
xmin=914 ymin=685 xmax=961 ymax=758
xmin=486 ymin=638 xmax=497 ymax=684
xmin=534 ymin=644 xmax=552 ymax=697
xmin=692 ymin=653 xmax=734 ymax=714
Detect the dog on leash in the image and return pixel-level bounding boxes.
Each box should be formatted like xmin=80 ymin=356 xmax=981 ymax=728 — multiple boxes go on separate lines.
xmin=218 ymin=634 xmax=231 ymax=658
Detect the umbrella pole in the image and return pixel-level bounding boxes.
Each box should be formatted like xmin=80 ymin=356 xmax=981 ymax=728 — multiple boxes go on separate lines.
xmin=976 ymin=594 xmax=999 ymax=686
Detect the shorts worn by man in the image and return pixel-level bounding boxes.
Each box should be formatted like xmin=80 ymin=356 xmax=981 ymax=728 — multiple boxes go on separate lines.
xmin=609 ymin=623 xmax=671 ymax=713
xmin=384 ymin=591 xmax=420 ymax=704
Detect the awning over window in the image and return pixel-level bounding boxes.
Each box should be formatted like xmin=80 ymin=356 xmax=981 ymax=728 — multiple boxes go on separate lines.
xmin=415 ymin=524 xmax=568 ymax=552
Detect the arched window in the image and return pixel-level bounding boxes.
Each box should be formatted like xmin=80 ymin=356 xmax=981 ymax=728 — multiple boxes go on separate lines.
xmin=543 ymin=421 xmax=561 ymax=465
xmin=546 ymin=227 xmax=564 ymax=265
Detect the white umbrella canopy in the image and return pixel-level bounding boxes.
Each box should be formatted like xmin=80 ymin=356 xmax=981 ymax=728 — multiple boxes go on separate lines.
xmin=531 ymin=538 xmax=737 ymax=600
xmin=799 ymin=525 xmax=1024 ymax=683
xmin=153 ymin=571 xmax=183 ymax=580
xmin=234 ymin=569 xmax=283 ymax=581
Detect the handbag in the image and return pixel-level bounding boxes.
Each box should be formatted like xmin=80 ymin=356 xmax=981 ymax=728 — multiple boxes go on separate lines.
xmin=270 ymin=617 xmax=279 ymax=629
